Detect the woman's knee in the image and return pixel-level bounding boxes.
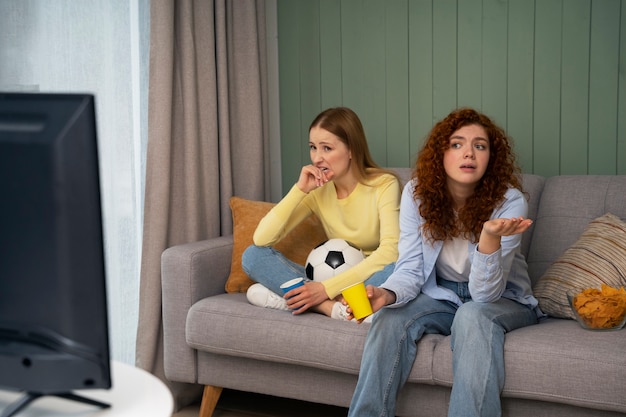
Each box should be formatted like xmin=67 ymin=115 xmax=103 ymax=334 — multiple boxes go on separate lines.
xmin=452 ymin=302 xmax=492 ymax=333
xmin=241 ymin=245 xmax=270 ymax=273
xmin=370 ymin=305 xmax=407 ymax=334
xmin=456 ymin=301 xmax=486 ymax=318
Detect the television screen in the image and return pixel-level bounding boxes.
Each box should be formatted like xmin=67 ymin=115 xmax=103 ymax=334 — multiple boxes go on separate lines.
xmin=0 ymin=93 xmax=111 ymax=415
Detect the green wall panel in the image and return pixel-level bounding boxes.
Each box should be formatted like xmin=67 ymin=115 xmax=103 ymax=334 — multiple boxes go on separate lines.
xmin=408 ymin=0 xmax=433 ymax=162
xmin=277 ymin=0 xmax=302 ymax=188
xmin=385 ymin=0 xmax=410 ymax=168
xmin=432 ymin=0 xmax=458 ymax=119
xmin=506 ymin=0 xmax=535 ymax=173
xmin=560 ymin=0 xmax=591 ymax=175
xmin=296 ymin=0 xmax=321 ymax=162
xmin=533 ymin=0 xmax=562 ymax=177
xmin=341 ymin=0 xmax=388 ymax=164
xmin=319 ymin=0 xmax=342 ymax=108
xmin=588 ymin=0 xmax=621 ymax=174
xmin=482 ymin=0 xmax=508 ymax=124
xmin=457 ymin=0 xmax=483 ymax=111
xmin=278 ymin=0 xmax=626 ymax=194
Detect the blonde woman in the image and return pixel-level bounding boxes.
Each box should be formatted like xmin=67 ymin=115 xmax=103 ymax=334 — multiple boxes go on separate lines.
xmin=242 ymin=107 xmax=401 ymax=320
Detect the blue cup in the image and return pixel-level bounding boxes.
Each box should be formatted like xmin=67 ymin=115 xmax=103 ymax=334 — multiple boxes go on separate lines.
xmin=280 ymin=277 xmax=304 ymax=296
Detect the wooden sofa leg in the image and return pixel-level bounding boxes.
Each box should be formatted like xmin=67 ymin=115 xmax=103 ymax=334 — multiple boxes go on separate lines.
xmin=198 ymin=385 xmax=223 ymax=417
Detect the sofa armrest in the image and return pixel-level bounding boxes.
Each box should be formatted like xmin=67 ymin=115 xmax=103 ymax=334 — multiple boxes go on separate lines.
xmin=161 ymin=235 xmax=234 ymax=383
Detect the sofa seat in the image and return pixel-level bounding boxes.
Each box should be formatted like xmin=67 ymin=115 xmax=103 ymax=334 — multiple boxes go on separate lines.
xmin=187 ymin=293 xmax=372 ymax=375
xmin=493 ymin=319 xmax=626 ymax=412
xmin=186 ymin=292 xmax=626 ymax=414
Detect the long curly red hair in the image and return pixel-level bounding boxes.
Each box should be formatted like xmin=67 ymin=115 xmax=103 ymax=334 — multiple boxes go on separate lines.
xmin=413 ymin=108 xmax=523 ymax=243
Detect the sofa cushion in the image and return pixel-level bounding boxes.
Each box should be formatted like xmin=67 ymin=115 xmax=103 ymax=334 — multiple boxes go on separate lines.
xmin=526 ymin=175 xmax=626 ymax=287
xmin=187 ymin=293 xmax=437 ymax=384
xmin=187 ymin=293 xmax=372 ymax=373
xmin=518 ymin=174 xmax=546 ymax=259
xmin=497 ymin=319 xmax=625 ymax=412
xmin=187 ymin=295 xmax=626 ymax=413
xmin=225 ymin=197 xmax=327 ymax=293
xmin=430 ymin=318 xmax=626 ymax=412
xmin=533 ymin=213 xmax=626 ymax=319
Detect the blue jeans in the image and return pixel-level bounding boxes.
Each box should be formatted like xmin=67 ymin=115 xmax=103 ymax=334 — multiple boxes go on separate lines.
xmin=241 ymin=245 xmax=395 ymax=295
xmin=348 ymin=278 xmax=538 ymax=417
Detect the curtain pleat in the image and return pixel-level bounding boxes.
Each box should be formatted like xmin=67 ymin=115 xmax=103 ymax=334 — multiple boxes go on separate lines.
xmin=136 ymin=0 xmax=268 ymax=409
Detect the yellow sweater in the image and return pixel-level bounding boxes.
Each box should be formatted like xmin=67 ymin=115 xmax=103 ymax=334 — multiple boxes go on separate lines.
xmin=253 ymin=173 xmax=401 ymax=299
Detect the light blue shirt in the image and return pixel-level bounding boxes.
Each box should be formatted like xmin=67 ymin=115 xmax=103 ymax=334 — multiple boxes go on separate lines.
xmin=381 ymin=180 xmax=539 ymax=310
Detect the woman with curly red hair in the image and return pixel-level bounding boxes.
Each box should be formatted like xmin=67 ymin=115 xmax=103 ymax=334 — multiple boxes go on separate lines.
xmin=347 ymin=108 xmax=541 ymax=417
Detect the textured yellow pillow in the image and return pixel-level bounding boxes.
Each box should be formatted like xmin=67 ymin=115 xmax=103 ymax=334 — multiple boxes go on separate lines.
xmin=533 ymin=213 xmax=626 ymax=319
xmin=225 ymin=197 xmax=327 ymax=293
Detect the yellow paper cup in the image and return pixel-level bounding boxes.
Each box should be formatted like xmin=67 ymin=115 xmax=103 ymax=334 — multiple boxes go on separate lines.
xmin=341 ymin=282 xmax=373 ymax=320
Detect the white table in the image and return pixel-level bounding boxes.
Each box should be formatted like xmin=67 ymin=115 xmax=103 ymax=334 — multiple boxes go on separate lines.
xmin=0 ymin=361 xmax=173 ymax=417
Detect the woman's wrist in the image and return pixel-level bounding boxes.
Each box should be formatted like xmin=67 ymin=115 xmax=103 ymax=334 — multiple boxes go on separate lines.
xmin=384 ymin=288 xmax=397 ymax=305
xmin=477 ymin=231 xmax=501 ymax=254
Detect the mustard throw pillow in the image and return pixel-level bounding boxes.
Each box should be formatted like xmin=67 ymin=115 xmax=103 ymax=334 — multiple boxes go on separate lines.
xmin=533 ymin=213 xmax=626 ymax=319
xmin=225 ymin=196 xmax=327 ymax=293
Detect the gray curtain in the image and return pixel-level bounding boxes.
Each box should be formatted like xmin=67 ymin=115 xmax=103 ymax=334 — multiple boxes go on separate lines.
xmin=136 ymin=0 xmax=270 ymax=409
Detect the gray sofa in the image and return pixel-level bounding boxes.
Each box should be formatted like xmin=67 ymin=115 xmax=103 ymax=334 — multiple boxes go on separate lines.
xmin=162 ymin=169 xmax=626 ymax=417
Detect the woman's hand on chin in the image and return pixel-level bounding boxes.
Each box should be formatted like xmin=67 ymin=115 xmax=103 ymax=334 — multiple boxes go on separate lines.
xmin=296 ymin=165 xmax=331 ymax=193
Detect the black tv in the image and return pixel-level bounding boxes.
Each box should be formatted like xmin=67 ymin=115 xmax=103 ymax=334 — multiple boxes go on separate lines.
xmin=0 ymin=93 xmax=111 ymax=416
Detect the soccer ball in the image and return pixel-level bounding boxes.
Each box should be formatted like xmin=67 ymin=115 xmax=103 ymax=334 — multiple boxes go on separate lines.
xmin=305 ymin=238 xmax=365 ymax=282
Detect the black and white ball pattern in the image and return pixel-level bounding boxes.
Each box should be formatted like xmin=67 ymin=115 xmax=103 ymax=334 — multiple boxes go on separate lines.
xmin=305 ymin=238 xmax=365 ymax=282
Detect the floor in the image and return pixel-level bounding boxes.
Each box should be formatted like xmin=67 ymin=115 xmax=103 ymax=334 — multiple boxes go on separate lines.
xmin=172 ymin=389 xmax=348 ymax=417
